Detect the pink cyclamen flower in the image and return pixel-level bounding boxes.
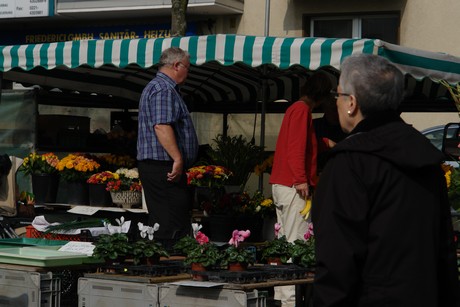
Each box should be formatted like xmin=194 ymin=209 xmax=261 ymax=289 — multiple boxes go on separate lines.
xmin=195 ymin=231 xmax=209 ymax=245
xmin=304 ymin=222 xmax=314 ymax=240
xmin=274 ymin=223 xmax=281 ymax=238
xmin=229 ymin=229 xmax=251 ymax=247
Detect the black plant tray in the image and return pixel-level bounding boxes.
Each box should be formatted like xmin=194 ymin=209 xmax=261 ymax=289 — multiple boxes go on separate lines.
xmin=99 ymin=260 xmax=186 ymax=276
xmin=190 ymin=264 xmax=313 ymax=283
xmin=190 ymin=266 xmax=267 ymax=284
xmin=263 ymin=264 xmax=313 ymax=280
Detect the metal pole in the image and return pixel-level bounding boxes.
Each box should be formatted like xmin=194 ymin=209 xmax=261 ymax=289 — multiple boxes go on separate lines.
xmin=259 ymin=0 xmax=270 ymax=191
xmin=264 ymin=0 xmax=270 ymax=36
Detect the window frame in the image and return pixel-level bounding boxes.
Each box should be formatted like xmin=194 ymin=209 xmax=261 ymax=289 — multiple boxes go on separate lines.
xmin=303 ymin=11 xmax=400 ymax=43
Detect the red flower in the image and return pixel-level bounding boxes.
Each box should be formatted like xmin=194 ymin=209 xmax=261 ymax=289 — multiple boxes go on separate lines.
xmin=195 ymin=231 xmax=209 ymax=245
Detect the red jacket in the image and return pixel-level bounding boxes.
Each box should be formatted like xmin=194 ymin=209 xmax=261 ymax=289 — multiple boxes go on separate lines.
xmin=269 ymin=101 xmax=318 ymax=187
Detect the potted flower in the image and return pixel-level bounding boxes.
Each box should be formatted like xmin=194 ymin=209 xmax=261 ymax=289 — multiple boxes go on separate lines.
xmin=57 ymin=153 xmax=101 ymax=205
xmin=132 ymin=222 xmax=169 ymax=265
xmin=261 ymin=223 xmax=293 ymax=265
xmin=57 ymin=153 xmax=100 ymax=182
xmin=20 ymin=152 xmax=60 ymax=176
xmin=93 ymin=217 xmax=132 ymax=264
xmin=238 ymin=190 xmax=275 ymax=218
xmin=19 ymin=152 xmax=60 ymax=203
xmin=291 ymin=222 xmax=316 ymax=269
xmin=187 ymin=165 xmax=232 ymax=213
xmin=187 ymin=165 xmax=232 ymax=188
xmin=86 ymin=171 xmax=117 ymax=206
xmin=221 ymin=229 xmax=254 ymax=271
xmin=106 ymin=167 xmax=142 ymax=208
xmin=93 ymin=232 xmax=131 ymax=265
xmin=206 ymin=134 xmax=264 ymax=191
xmin=174 ymin=224 xmax=220 ymax=281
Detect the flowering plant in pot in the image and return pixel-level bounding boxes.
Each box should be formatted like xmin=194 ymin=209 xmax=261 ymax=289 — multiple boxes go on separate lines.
xmin=186 ymin=165 xmax=232 ymax=188
xmin=174 ymin=224 xmax=220 ymax=280
xmin=206 ymin=134 xmax=264 ymax=190
xmin=261 ymin=223 xmax=293 ymax=265
xmin=19 ymin=152 xmax=60 ymax=175
xmin=236 ymin=190 xmax=275 ymax=217
xmin=291 ymin=222 xmax=316 ymax=269
xmin=19 ymin=152 xmax=61 ymax=203
xmin=106 ymin=168 xmax=142 ymax=208
xmin=174 ymin=224 xmax=221 ymax=268
xmin=221 ymin=229 xmax=254 ymax=270
xmin=132 ymin=222 xmax=169 ymax=265
xmin=56 ymin=153 xmax=100 ymax=182
xmin=92 ymin=217 xmax=132 ymax=264
xmin=106 ymin=167 xmax=142 ymax=192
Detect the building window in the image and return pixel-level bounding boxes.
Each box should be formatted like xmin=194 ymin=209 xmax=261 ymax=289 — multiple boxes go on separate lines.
xmin=306 ymin=13 xmax=399 ymax=44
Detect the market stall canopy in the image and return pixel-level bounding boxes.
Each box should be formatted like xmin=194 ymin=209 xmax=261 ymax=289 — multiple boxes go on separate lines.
xmin=0 ymin=34 xmax=459 ymax=112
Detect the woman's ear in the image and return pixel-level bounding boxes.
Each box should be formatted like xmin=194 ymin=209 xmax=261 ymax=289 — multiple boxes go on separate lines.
xmin=347 ymin=94 xmax=359 ymax=115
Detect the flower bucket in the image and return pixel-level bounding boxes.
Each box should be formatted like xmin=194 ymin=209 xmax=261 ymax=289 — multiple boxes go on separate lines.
xmin=66 ymin=181 xmax=89 ymax=205
xmin=88 ymin=183 xmax=112 ymax=207
xmin=110 ymin=190 xmax=142 ymax=208
xmin=31 ymin=173 xmax=59 ymax=203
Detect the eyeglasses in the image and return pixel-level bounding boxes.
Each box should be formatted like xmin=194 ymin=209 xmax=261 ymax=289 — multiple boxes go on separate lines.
xmin=330 ymin=90 xmax=352 ymax=100
xmin=178 ymin=62 xmax=190 ymax=71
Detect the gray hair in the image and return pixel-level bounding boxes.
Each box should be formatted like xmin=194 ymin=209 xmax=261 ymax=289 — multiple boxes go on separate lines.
xmin=339 ymin=54 xmax=404 ymax=116
xmin=159 ymin=47 xmax=190 ymax=67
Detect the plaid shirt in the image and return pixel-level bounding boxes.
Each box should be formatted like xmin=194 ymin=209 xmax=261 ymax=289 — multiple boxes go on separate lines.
xmin=137 ymin=72 xmax=199 ymax=168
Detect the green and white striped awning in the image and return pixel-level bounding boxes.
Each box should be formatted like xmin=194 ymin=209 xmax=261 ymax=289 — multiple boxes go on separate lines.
xmin=0 ymin=34 xmax=378 ymax=71
xmin=1 ymin=34 xmax=459 ymax=109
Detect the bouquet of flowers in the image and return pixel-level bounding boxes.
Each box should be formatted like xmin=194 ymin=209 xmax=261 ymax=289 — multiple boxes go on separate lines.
xmin=96 ymin=154 xmax=136 ymax=171
xmin=238 ymin=190 xmax=275 ymax=217
xmin=19 ymin=152 xmax=60 ymax=175
xmin=187 ymin=165 xmax=232 ymax=188
xmin=86 ymin=171 xmax=117 ymax=185
xmin=57 ymin=153 xmax=100 ymax=182
xmin=106 ymin=167 xmax=142 ymax=192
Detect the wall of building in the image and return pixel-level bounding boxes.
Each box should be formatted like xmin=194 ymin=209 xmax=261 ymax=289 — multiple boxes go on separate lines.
xmin=232 ymin=0 xmax=460 ymax=58
xmin=401 ymin=0 xmax=460 ymax=56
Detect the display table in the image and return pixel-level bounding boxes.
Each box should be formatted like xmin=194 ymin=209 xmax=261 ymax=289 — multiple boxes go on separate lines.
xmin=0 ymin=262 xmax=94 ymax=307
xmin=84 ymin=271 xmax=314 ymax=307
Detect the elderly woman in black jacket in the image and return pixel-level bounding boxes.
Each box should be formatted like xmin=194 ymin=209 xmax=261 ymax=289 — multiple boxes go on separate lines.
xmin=312 ymin=54 xmax=459 ymax=307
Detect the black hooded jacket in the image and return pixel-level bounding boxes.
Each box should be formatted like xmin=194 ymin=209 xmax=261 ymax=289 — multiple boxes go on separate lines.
xmin=312 ymin=111 xmax=459 ymax=307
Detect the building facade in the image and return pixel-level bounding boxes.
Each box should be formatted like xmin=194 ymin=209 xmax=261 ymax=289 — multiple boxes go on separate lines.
xmin=2 ymin=0 xmax=460 ymax=58
xmin=1 ymin=0 xmax=459 ymax=131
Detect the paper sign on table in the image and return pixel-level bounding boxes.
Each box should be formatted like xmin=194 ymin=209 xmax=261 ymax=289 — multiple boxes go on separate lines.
xmin=58 ymin=241 xmax=95 ymax=256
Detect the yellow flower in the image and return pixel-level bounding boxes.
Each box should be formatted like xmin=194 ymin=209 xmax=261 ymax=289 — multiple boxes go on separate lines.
xmin=57 ymin=153 xmax=100 ymax=182
xmin=261 ymin=199 xmax=273 ymax=207
xmin=442 ymin=163 xmax=453 ymax=188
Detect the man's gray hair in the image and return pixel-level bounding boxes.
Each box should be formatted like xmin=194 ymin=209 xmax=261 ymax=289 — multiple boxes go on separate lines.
xmin=339 ymin=54 xmax=404 ymax=116
xmin=159 ymin=47 xmax=190 ymax=67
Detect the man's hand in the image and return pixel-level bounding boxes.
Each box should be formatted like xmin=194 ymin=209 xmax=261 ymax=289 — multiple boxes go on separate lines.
xmin=167 ymin=160 xmax=184 ymax=182
xmin=294 ymin=182 xmax=309 ymax=198
xmin=154 ymin=124 xmax=184 ymax=182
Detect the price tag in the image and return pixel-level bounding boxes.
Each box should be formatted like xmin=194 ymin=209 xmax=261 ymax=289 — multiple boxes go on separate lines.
xmin=58 ymin=241 xmax=95 ymax=256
